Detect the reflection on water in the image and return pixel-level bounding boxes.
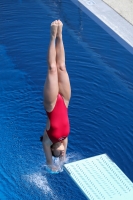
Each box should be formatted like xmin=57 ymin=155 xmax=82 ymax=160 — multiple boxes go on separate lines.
xmin=0 ymin=0 xmax=133 ymax=199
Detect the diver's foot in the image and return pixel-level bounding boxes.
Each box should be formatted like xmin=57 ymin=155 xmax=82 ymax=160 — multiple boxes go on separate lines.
xmin=51 ymin=20 xmax=58 ymax=38
xmin=57 ymin=20 xmax=63 ymax=38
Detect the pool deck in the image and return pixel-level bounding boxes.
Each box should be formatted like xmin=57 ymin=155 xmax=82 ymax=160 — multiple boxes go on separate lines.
xmin=71 ymin=0 xmax=133 ymax=54
xmin=103 ymin=0 xmax=133 ymax=26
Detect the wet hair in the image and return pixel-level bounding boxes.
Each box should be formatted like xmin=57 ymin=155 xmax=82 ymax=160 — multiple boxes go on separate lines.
xmin=50 ymin=143 xmax=60 ymax=158
xmin=51 ymin=150 xmax=59 ymax=157
xmin=40 ymin=136 xmax=59 ymax=157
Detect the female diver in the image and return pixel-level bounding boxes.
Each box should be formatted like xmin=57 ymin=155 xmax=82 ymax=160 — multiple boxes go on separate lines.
xmin=41 ymin=20 xmax=71 ymax=171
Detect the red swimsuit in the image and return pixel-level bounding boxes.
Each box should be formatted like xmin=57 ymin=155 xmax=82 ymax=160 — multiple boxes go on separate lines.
xmin=46 ymin=94 xmax=70 ymax=143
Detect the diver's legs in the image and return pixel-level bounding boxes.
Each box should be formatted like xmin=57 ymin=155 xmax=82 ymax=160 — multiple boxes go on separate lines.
xmin=56 ymin=20 xmax=71 ymax=105
xmin=44 ymin=20 xmax=59 ymax=111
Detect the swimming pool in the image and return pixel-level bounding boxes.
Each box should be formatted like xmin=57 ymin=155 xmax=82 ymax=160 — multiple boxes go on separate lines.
xmin=0 ymin=0 xmax=133 ymax=199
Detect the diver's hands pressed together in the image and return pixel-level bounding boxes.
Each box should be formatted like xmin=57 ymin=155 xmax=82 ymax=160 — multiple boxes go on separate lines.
xmin=42 ymin=132 xmax=67 ymax=172
xmin=46 ymin=164 xmax=60 ymax=173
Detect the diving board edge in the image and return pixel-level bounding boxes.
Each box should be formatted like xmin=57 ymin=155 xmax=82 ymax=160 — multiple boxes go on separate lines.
xmin=64 ymin=154 xmax=133 ymax=200
xmin=64 ymin=166 xmax=90 ymax=200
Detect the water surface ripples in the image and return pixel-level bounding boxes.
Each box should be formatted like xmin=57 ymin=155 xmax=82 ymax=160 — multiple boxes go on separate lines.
xmin=0 ymin=0 xmax=133 ymax=199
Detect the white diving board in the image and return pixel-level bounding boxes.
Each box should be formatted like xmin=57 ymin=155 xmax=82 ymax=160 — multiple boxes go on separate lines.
xmin=64 ymin=154 xmax=133 ymax=200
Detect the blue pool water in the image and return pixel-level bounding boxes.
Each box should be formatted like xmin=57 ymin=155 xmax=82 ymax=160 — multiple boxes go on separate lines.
xmin=0 ymin=0 xmax=133 ymax=199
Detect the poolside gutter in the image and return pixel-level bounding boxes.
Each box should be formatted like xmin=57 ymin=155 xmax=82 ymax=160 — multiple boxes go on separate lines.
xmin=71 ymin=0 xmax=133 ymax=55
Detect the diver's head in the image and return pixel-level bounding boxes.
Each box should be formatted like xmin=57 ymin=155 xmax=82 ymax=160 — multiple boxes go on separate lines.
xmin=51 ymin=141 xmax=65 ymax=157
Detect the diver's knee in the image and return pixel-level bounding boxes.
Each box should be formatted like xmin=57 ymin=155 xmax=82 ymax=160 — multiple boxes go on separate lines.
xmin=57 ymin=64 xmax=66 ymax=71
xmin=48 ymin=64 xmax=57 ymax=72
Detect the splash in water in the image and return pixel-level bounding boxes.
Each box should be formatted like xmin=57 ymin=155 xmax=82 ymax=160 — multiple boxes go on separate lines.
xmin=23 ymin=172 xmax=59 ymax=199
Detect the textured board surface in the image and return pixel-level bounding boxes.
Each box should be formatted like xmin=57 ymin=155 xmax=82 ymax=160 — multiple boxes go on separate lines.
xmin=64 ymin=154 xmax=133 ymax=200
